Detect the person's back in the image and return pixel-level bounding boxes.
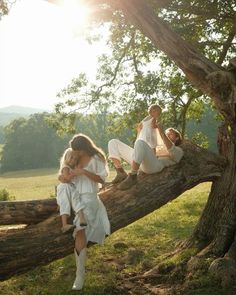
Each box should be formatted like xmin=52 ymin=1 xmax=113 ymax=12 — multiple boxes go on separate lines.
xmin=137 ymin=116 xmax=157 ymax=148
xmin=136 ymin=104 xmax=163 ymax=151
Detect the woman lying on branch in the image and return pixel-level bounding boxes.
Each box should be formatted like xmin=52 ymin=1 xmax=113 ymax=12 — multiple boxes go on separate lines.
xmin=108 ymin=124 xmax=184 ymax=190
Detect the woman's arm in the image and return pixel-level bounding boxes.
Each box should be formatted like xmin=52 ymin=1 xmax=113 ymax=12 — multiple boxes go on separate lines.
xmin=58 ymin=167 xmax=76 ymax=183
xmin=73 ymin=167 xmax=104 ymax=184
xmin=156 ymin=124 xmax=173 ymax=149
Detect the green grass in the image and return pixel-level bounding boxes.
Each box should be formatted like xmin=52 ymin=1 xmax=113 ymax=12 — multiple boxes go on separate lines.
xmin=0 ymin=168 xmax=119 ymax=200
xmin=0 ymin=168 xmax=224 ymax=294
xmin=0 ymin=168 xmax=58 ymax=200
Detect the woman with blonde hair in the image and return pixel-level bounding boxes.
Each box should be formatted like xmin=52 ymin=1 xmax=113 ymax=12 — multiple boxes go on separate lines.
xmin=56 ymin=148 xmax=87 ymax=232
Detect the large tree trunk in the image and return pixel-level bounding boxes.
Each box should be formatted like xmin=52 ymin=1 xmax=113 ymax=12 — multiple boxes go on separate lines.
xmin=193 ymin=127 xmax=236 ymax=256
xmin=105 ymin=0 xmax=236 ymax=278
xmin=0 ymin=142 xmax=225 ymax=280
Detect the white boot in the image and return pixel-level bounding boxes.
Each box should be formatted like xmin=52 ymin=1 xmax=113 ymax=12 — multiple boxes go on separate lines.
xmin=72 ymin=248 xmax=87 ymax=291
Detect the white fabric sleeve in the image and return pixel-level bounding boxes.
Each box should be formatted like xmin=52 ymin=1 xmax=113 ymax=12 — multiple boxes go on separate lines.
xmin=95 ymin=157 xmax=109 ymax=181
xmin=168 ymin=145 xmax=184 ymax=163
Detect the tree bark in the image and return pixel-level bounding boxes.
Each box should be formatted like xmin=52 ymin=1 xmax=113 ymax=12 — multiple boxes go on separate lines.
xmin=196 ymin=139 xmax=236 ymax=257
xmin=0 ymin=142 xmax=225 ymax=280
xmin=0 ymin=199 xmax=57 ymax=225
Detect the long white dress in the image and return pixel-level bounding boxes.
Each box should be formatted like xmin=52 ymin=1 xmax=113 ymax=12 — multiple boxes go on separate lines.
xmin=72 ymin=155 xmax=110 ymax=245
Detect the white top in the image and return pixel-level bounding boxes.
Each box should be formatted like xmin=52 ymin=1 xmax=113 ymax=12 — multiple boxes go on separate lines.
xmin=159 ymin=144 xmax=184 ymax=167
xmin=74 ymin=155 xmax=108 ymax=194
xmin=137 ymin=117 xmax=165 ymax=149
xmin=137 ymin=117 xmax=157 ymax=148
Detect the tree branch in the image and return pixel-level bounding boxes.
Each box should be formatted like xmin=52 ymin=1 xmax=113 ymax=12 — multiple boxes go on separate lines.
xmin=0 ymin=142 xmax=226 ymax=280
xmin=95 ymin=33 xmax=135 ymax=97
xmin=217 ymin=30 xmax=236 ymax=66
xmin=105 ymin=0 xmax=234 ymax=125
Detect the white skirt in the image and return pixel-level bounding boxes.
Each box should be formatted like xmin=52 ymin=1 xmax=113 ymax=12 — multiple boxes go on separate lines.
xmin=73 ymin=193 xmax=110 ymax=245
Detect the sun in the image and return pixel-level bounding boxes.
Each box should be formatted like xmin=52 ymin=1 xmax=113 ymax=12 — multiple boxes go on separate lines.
xmin=48 ymin=0 xmax=90 ymax=34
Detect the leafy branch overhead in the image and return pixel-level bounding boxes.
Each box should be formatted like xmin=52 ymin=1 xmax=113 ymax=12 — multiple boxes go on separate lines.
xmin=52 ymin=0 xmax=235 ymax=137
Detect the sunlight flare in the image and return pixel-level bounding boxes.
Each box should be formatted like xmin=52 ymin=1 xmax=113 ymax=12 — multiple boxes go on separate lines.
xmin=47 ymin=0 xmax=90 ymax=33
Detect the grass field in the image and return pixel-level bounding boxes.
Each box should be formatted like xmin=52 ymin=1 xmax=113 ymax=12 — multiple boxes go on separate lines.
xmin=0 ymin=168 xmax=226 ymax=294
xmin=0 ymin=168 xmax=58 ymax=200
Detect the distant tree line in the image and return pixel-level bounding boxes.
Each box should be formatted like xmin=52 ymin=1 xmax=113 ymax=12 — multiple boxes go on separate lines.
xmin=0 ymin=113 xmax=68 ymax=172
xmin=0 ymin=105 xmax=219 ymax=172
xmin=0 ymin=111 xmax=132 ymax=172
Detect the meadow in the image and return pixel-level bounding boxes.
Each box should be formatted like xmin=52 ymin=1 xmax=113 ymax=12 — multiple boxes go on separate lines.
xmin=0 ymin=169 xmax=225 ymax=294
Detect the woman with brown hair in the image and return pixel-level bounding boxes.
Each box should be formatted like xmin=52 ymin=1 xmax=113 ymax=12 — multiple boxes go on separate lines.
xmin=59 ymin=134 xmax=110 ymax=291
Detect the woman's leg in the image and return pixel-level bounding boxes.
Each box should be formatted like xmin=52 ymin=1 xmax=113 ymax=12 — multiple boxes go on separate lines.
xmin=108 ymin=139 xmax=134 ymax=183
xmin=61 ymin=214 xmax=69 ymax=227
xmin=56 ymin=183 xmax=74 ymax=232
xmin=72 ymin=230 xmax=87 ymax=290
xmin=118 ymin=140 xmax=164 ymax=190
xmin=75 ymin=229 xmax=87 ymax=254
xmin=133 ymin=140 xmax=164 ymax=174
xmin=78 ymin=209 xmax=87 ymax=226
xmin=109 ymin=157 xmax=122 ymax=168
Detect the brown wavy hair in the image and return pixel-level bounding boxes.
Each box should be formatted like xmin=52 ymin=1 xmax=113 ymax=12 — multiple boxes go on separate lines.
xmin=166 ymin=128 xmax=182 ymax=146
xmin=70 ymin=133 xmax=106 ymax=162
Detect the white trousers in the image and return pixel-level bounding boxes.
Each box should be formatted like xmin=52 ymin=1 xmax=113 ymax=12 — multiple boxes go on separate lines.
xmin=56 ymin=183 xmax=75 ymax=216
xmin=108 ymin=139 xmax=164 ymax=174
xmin=56 ymin=183 xmax=85 ymax=216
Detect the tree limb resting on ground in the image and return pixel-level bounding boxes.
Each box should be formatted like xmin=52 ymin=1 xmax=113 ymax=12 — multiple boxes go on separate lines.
xmin=0 ymin=142 xmax=226 ymax=280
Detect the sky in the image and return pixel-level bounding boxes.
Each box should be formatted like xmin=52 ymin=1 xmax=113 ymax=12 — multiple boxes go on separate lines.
xmin=1 ymin=0 xmax=107 ymax=111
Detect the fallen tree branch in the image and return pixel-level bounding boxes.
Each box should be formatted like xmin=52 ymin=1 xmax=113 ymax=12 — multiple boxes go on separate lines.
xmin=0 ymin=142 xmax=226 ymax=280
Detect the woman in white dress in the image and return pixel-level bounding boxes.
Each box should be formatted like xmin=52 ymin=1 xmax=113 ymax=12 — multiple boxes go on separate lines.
xmin=59 ymin=134 xmax=110 ymax=291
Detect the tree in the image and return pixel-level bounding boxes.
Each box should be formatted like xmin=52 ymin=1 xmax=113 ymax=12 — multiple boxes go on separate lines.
xmin=95 ymin=0 xmax=236 ymax=285
xmin=53 ymin=0 xmax=236 ymax=260
xmin=1 ymin=113 xmax=69 ymax=172
xmin=1 ymin=0 xmax=236 ymax=288
xmin=0 ymin=0 xmax=8 ymax=19
xmin=49 ymin=102 xmax=133 ymax=153
xmin=53 ymin=0 xmax=235 ymax=140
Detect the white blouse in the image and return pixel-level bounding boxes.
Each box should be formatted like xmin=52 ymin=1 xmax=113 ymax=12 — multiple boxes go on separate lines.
xmin=137 ymin=117 xmax=157 ymax=148
xmin=159 ymin=144 xmax=184 ymax=167
xmin=137 ymin=117 xmax=165 ymax=149
xmin=74 ymin=155 xmax=108 ymax=194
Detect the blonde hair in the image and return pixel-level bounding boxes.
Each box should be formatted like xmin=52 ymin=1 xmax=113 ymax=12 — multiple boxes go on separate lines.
xmin=59 ymin=148 xmax=78 ymax=172
xmin=148 ymin=104 xmax=162 ymax=115
xmin=70 ymin=133 xmax=106 ymax=163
